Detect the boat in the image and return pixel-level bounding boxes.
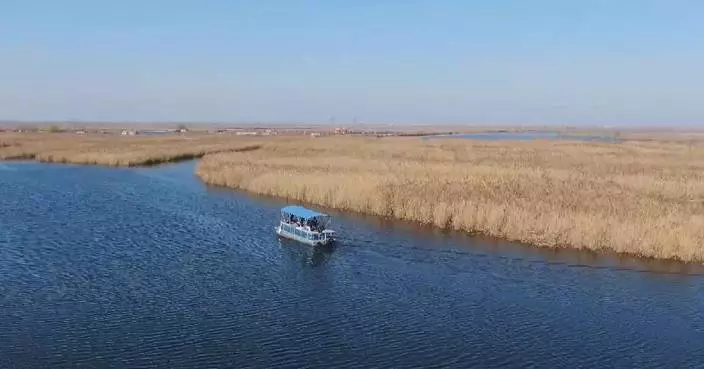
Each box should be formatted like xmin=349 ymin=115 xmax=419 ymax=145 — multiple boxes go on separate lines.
xmin=276 ymin=205 xmax=335 ymax=246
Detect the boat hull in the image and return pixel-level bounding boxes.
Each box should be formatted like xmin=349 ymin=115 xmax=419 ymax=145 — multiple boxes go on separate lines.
xmin=276 ymin=226 xmax=333 ymax=246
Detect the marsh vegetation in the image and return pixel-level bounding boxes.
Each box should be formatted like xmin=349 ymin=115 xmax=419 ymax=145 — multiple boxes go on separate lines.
xmin=197 ymin=136 xmax=704 ymax=262
xmin=4 ymin=130 xmax=703 ymax=261
xmin=0 ymin=132 xmax=262 ymax=166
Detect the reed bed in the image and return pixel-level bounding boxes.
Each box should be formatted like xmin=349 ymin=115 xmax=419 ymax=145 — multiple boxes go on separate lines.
xmin=0 ymin=132 xmax=264 ymax=166
xmin=197 ymin=136 xmax=704 ymax=262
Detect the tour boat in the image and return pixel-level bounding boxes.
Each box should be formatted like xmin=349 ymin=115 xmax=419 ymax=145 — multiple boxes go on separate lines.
xmin=276 ymin=205 xmax=335 ymax=246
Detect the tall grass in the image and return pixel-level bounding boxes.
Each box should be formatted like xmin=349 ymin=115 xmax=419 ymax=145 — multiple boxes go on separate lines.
xmin=0 ymin=133 xmax=263 ymax=166
xmin=197 ymin=136 xmax=704 ymax=262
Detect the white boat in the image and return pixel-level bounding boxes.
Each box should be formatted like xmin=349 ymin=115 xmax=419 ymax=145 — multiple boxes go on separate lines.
xmin=276 ymin=205 xmax=335 ymax=246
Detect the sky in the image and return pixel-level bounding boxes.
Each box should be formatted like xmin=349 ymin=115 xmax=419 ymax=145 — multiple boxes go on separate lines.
xmin=1 ymin=0 xmax=703 ymax=126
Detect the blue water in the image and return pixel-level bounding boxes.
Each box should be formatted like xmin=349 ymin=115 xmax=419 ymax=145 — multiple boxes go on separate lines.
xmin=426 ymin=131 xmax=622 ymax=143
xmin=1 ymin=161 xmax=703 ymax=369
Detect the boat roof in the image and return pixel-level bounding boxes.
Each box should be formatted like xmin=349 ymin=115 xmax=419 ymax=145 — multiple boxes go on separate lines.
xmin=281 ymin=205 xmax=328 ymax=219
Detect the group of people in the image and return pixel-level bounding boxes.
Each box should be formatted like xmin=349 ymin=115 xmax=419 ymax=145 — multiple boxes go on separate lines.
xmin=286 ymin=214 xmax=323 ymax=232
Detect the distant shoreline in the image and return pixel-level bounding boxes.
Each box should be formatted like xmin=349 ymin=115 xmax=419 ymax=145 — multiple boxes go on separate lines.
xmin=2 ymin=120 xmax=703 ymax=134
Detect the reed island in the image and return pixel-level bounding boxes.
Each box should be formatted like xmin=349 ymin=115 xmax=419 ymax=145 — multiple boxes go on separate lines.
xmin=196 ymin=135 xmax=704 ymax=262
xmin=2 ymin=128 xmax=703 ymax=262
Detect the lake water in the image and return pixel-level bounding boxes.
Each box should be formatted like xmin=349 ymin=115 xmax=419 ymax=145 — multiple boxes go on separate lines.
xmin=1 ymin=161 xmax=703 ymax=369
xmin=425 ymin=131 xmax=622 ymax=143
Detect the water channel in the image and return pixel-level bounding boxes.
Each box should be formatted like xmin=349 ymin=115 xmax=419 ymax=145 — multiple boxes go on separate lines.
xmin=1 ymin=161 xmax=702 ymax=368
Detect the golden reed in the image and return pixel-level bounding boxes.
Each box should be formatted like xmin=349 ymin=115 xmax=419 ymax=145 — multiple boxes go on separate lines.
xmin=0 ymin=132 xmax=262 ymax=166
xmin=196 ymin=136 xmax=704 ymax=262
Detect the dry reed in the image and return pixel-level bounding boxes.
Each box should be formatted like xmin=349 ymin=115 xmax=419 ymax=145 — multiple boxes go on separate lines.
xmin=196 ymin=136 xmax=704 ymax=262
xmin=0 ymin=132 xmax=263 ymax=166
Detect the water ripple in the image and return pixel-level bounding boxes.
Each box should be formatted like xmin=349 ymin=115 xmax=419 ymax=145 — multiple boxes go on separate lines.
xmin=1 ymin=162 xmax=703 ymax=369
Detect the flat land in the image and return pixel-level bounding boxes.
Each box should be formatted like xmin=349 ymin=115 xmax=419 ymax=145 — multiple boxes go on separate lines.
xmin=3 ymin=129 xmax=703 ymax=262
xmin=197 ymin=135 xmax=704 ymax=262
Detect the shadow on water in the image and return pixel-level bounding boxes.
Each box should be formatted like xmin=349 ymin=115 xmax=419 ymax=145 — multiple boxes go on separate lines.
xmin=351 ymin=210 xmax=704 ymax=276
xmin=277 ymin=237 xmax=336 ymax=268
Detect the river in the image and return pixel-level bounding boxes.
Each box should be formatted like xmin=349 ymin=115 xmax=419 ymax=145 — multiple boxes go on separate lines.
xmin=424 ymin=131 xmax=622 ymax=143
xmin=1 ymin=161 xmax=703 ymax=369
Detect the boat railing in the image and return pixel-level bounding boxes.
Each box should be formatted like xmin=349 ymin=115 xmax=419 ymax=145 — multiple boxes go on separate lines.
xmin=280 ymin=217 xmax=328 ymax=232
xmin=279 ymin=221 xmax=331 ymax=241
xmin=278 ymin=206 xmax=334 ymax=243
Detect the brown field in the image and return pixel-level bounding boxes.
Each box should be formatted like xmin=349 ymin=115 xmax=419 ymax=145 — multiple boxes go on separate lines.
xmin=196 ymin=136 xmax=704 ymax=262
xmin=0 ymin=132 xmax=263 ymax=166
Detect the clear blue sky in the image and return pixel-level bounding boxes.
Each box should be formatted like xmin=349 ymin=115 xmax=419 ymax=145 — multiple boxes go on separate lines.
xmin=1 ymin=0 xmax=702 ymax=125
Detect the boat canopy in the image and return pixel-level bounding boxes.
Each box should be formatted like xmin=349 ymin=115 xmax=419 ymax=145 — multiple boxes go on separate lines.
xmin=281 ymin=205 xmax=328 ymax=220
